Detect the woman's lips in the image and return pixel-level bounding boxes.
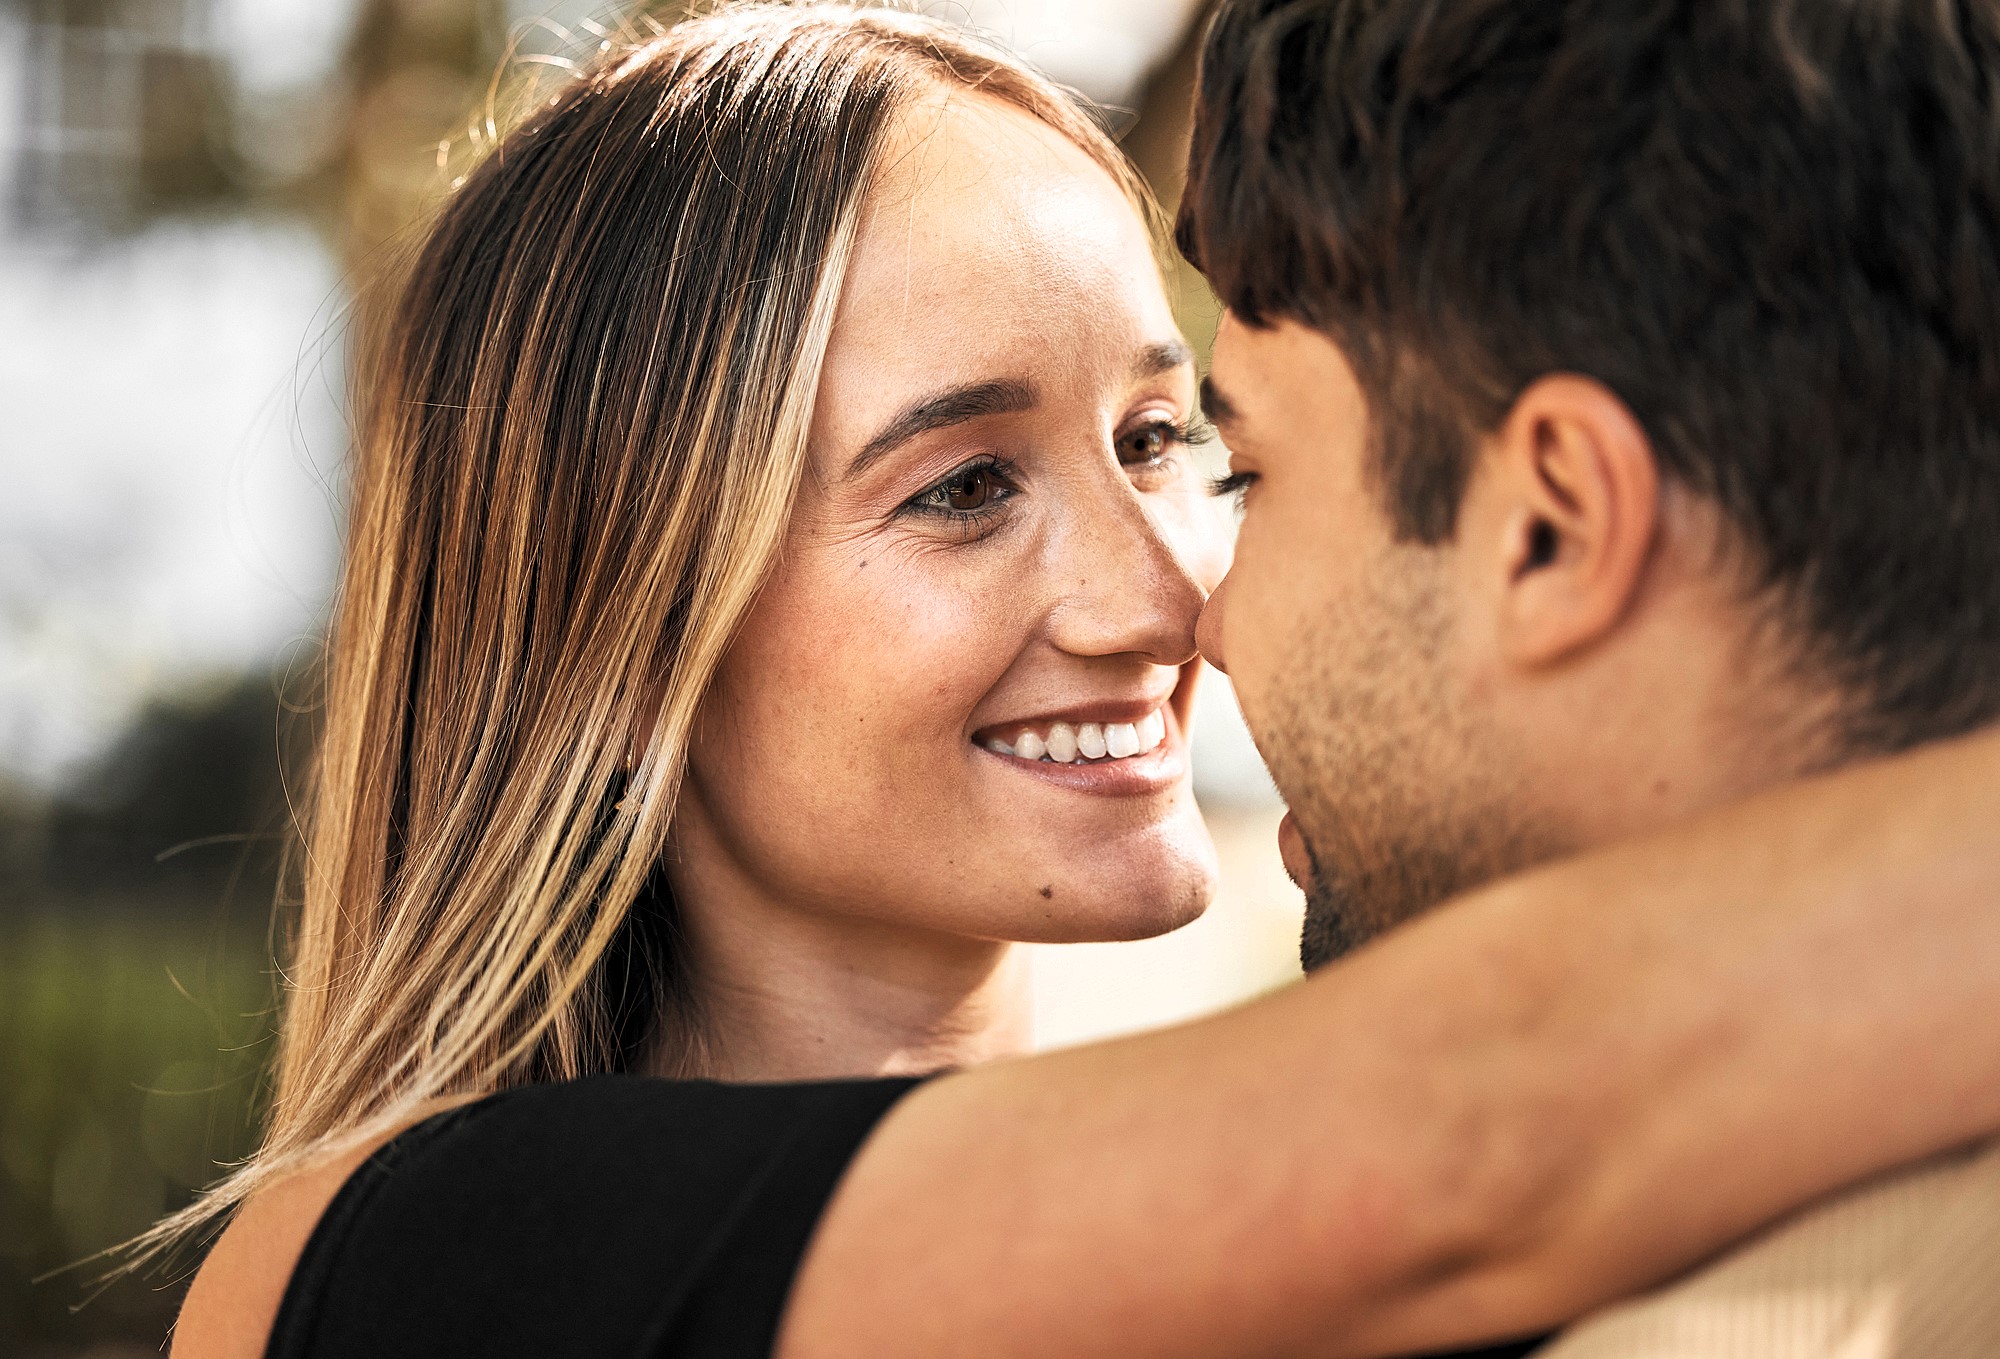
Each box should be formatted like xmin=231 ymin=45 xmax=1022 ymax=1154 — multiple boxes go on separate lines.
xmin=979 ymin=710 xmax=1168 ymax=764
xmin=971 ymin=665 xmax=1201 ymax=797
xmin=977 ymin=734 xmax=1188 ymax=797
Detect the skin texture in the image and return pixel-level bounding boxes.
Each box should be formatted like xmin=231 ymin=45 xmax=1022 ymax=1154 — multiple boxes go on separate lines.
xmin=1200 ymin=317 xmax=1847 ymax=966
xmin=663 ymin=92 xmax=1227 ymax=1079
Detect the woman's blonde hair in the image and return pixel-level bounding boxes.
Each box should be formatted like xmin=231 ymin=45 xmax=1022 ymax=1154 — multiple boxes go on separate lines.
xmin=147 ymin=1 xmax=1159 ymax=1249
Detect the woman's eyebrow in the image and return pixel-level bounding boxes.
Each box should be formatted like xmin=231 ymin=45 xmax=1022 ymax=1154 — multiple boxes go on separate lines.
xmin=846 ymin=378 xmax=1037 ymax=480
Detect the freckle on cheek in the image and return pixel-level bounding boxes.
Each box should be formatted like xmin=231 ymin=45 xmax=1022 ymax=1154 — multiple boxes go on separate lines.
xmin=1039 ymin=885 xmax=1053 ymax=899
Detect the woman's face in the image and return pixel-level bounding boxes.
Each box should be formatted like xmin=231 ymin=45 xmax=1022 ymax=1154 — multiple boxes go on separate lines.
xmin=676 ymin=92 xmax=1229 ymax=946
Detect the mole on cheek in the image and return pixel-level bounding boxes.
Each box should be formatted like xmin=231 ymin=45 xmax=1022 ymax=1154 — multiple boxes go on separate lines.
xmin=1038 ymin=885 xmax=1053 ymax=899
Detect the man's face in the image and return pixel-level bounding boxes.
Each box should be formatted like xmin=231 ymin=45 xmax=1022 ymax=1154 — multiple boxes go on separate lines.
xmin=1198 ymin=317 xmax=1550 ymax=969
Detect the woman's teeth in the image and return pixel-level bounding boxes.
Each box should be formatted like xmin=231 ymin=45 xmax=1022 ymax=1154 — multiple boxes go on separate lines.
xmin=983 ymin=710 xmax=1168 ymax=764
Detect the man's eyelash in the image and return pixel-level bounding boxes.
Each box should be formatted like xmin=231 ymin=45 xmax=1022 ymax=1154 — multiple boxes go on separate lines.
xmin=1209 ymin=470 xmax=1258 ymax=499
xmin=1177 ymin=413 xmax=1219 ymax=447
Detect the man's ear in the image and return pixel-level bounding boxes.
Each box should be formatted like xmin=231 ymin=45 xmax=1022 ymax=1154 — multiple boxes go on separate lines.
xmin=1486 ymin=374 xmax=1660 ymax=668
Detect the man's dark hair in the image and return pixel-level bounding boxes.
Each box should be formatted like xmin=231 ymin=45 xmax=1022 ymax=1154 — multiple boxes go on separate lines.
xmin=1180 ymin=0 xmax=2000 ymax=752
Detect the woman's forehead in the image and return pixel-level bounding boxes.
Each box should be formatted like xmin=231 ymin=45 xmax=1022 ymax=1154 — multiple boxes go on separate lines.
xmin=847 ymin=92 xmax=1154 ymax=311
xmin=807 ymin=92 xmax=1176 ymax=467
xmin=869 ymin=88 xmax=1110 ymax=209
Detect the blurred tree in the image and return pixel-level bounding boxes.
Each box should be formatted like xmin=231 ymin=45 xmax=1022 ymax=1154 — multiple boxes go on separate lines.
xmin=327 ymin=0 xmax=506 ymax=273
xmin=40 ymin=675 xmax=302 ymax=895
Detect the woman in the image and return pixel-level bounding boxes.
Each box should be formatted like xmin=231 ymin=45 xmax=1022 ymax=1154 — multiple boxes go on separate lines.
xmin=174 ymin=6 xmax=2000 ymax=1358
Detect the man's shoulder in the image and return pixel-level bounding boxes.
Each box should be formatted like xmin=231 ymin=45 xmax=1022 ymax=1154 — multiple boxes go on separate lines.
xmin=1531 ymin=1137 xmax=2000 ymax=1359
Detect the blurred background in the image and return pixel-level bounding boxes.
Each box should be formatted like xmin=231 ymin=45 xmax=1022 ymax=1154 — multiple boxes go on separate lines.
xmin=0 ymin=1 xmax=1297 ymax=1352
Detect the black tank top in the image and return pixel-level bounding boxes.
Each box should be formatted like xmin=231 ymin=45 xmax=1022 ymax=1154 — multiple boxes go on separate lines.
xmin=267 ymin=1074 xmax=922 ymax=1359
xmin=268 ymin=1071 xmax=1551 ymax=1359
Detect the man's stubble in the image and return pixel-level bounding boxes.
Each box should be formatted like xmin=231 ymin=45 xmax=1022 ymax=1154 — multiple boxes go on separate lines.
xmin=1252 ymin=543 xmax=1563 ymax=972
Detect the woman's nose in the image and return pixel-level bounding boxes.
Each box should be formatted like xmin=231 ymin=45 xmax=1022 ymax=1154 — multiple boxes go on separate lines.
xmin=1045 ymin=491 xmax=1212 ymax=666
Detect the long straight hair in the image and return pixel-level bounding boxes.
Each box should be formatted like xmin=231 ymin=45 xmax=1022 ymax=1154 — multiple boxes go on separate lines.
xmin=147 ymin=2 xmax=1158 ymax=1249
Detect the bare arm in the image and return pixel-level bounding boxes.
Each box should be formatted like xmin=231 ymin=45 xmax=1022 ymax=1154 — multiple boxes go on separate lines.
xmin=781 ymin=726 xmax=2000 ymax=1359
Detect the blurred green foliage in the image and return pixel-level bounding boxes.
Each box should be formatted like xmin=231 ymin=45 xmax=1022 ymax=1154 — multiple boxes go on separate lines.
xmin=1 ymin=678 xmax=294 ymax=1354
xmin=1 ymin=910 xmax=271 ymax=1354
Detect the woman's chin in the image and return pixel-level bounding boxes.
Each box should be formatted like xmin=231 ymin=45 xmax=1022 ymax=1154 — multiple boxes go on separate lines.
xmin=1039 ymin=890 xmax=1212 ymax=944
xmin=997 ymin=833 xmax=1222 ymax=945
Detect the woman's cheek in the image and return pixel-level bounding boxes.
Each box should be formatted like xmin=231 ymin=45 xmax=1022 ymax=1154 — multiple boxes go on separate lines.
xmin=848 ymin=566 xmax=1018 ymax=736
xmin=758 ymin=530 xmax=1037 ymax=790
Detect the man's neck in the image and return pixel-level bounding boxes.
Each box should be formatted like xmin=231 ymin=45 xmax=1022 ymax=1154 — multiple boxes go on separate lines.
xmin=1506 ymin=534 xmax=1852 ymax=856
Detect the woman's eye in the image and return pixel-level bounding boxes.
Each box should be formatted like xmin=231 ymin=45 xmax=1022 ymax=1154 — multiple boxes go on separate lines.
xmin=903 ymin=456 xmax=1018 ymax=525
xmin=1118 ymin=415 xmax=1211 ymax=469
xmin=1120 ymin=424 xmax=1171 ymax=466
xmin=940 ymin=466 xmax=997 ymax=511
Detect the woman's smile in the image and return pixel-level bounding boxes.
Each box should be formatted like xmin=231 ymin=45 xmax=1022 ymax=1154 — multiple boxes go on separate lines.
xmin=978 ymin=706 xmax=1168 ymax=763
xmin=970 ymin=664 xmax=1199 ymax=797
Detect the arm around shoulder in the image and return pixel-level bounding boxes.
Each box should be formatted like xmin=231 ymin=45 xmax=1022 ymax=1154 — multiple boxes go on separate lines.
xmin=779 ymin=726 xmax=2000 ymax=1359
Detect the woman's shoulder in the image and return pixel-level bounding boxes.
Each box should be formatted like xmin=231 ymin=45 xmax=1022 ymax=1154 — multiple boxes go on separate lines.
xmin=172 ymin=1094 xmax=480 ymax=1359
xmin=170 ymin=1075 xmax=923 ymax=1359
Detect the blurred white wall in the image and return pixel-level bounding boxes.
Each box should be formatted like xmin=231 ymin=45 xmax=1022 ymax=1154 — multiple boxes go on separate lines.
xmin=0 ymin=0 xmax=360 ymax=796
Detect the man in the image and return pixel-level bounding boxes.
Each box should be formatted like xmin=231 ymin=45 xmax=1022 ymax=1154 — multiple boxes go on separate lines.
xmin=1178 ymin=0 xmax=2000 ymax=1352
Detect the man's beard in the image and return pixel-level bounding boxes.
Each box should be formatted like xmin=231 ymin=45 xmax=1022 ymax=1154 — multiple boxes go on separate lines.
xmin=1295 ymin=816 xmax=1538 ymax=971
xmin=1297 ymin=848 xmax=1374 ymax=972
xmin=1255 ymin=545 xmax=1556 ymax=972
